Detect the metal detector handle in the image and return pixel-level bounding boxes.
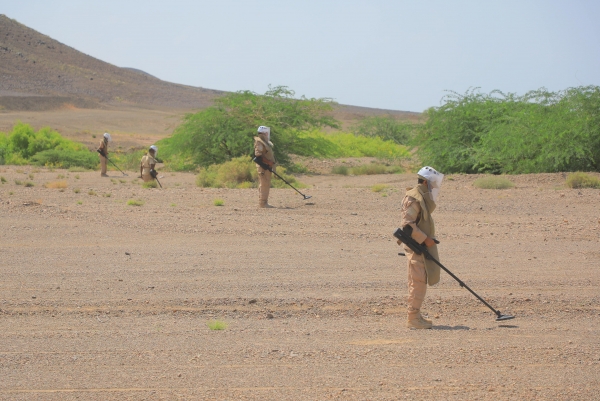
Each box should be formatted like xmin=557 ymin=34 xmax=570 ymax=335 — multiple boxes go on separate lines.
xmin=252 ymin=156 xmax=273 ymax=172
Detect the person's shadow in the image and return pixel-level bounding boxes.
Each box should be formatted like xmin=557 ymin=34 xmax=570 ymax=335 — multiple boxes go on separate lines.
xmin=433 ymin=325 xmax=470 ymax=330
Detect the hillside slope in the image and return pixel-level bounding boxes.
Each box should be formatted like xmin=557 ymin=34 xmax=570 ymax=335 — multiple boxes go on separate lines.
xmin=0 ymin=14 xmax=222 ymax=110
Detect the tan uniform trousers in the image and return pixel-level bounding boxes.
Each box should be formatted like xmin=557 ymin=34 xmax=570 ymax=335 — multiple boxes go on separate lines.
xmin=257 ymin=166 xmax=272 ymax=206
xmin=404 ymin=245 xmax=427 ymax=319
xmin=142 ymin=174 xmax=153 ymax=182
xmin=99 ymin=155 xmax=107 ymax=175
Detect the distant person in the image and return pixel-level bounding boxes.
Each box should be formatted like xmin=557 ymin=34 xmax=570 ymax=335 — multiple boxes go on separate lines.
xmin=140 ymin=145 xmax=158 ymax=182
xmin=253 ymin=126 xmax=276 ymax=208
xmin=398 ymin=166 xmax=444 ymax=329
xmin=97 ymin=132 xmax=111 ymax=177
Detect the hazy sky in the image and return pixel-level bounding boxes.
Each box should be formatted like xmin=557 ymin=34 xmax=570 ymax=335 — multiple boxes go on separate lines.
xmin=2 ymin=0 xmax=599 ymax=112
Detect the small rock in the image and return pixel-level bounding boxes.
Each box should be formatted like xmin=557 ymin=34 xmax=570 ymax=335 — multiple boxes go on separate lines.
xmin=266 ymin=313 xmax=274 ymax=319
xmin=248 ymin=299 xmax=257 ymax=304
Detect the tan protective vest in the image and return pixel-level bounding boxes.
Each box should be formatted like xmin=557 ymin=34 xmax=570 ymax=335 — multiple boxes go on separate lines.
xmin=405 ymin=186 xmax=440 ymax=285
xmin=254 ymin=136 xmax=275 ymax=164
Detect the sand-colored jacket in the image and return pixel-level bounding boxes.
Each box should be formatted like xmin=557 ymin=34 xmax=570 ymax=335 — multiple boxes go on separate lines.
xmin=140 ymin=154 xmax=156 ymax=176
xmin=254 ymin=136 xmax=275 ymax=167
xmin=400 ymin=185 xmax=440 ymax=285
xmin=98 ymin=139 xmax=108 ymax=157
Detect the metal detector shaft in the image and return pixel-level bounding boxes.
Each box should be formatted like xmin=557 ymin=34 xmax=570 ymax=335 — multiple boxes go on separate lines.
xmin=253 ymin=157 xmax=311 ymax=200
xmin=155 ymin=177 xmax=162 ymax=188
xmin=394 ymin=227 xmax=512 ymax=320
xmin=97 ymin=150 xmax=128 ymax=176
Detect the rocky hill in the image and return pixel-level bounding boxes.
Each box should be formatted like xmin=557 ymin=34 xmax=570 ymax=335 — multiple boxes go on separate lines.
xmin=0 ymin=14 xmax=420 ymax=125
xmin=0 ymin=14 xmax=222 ymax=110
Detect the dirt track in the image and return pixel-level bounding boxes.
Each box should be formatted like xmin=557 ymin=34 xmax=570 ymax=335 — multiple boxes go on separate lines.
xmin=1 ymin=167 xmax=599 ymax=400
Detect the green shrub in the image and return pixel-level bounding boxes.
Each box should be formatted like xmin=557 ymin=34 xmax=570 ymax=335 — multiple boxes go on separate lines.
xmin=0 ymin=176 xmax=6 ymax=183
xmin=0 ymin=122 xmax=98 ymax=169
xmin=213 ymin=199 xmax=224 ymax=206
xmin=286 ymin=162 xmax=309 ymax=174
xmin=30 ymin=149 xmax=99 ymax=170
xmin=566 ymin=172 xmax=600 ymax=189
xmin=207 ymin=320 xmax=227 ymax=330
xmin=332 ymin=165 xmax=349 ymax=175
xmin=24 ymin=181 xmax=34 ymax=187
xmin=416 ymin=86 xmax=600 ymax=174
xmin=371 ymin=184 xmax=389 ymax=192
xmin=127 ymin=199 xmax=144 ymax=206
xmin=142 ymin=181 xmax=158 ymax=189
xmin=294 ymin=131 xmax=410 ymax=160
xmin=473 ymin=176 xmax=515 ymax=189
xmin=352 ymin=115 xmax=417 ymax=144
xmin=159 ymin=86 xmax=338 ymax=170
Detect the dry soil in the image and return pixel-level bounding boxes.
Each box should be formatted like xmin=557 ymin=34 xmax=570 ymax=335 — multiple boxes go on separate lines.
xmin=1 ymin=167 xmax=599 ymax=400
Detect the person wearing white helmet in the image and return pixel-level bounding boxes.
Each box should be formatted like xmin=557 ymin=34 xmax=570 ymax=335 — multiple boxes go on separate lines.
xmin=254 ymin=126 xmax=276 ymax=208
xmin=97 ymin=133 xmax=112 ymax=177
xmin=140 ymin=145 xmax=158 ymax=182
xmin=398 ymin=166 xmax=444 ymax=329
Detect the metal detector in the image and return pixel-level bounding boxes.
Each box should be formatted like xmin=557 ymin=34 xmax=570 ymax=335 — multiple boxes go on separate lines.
xmin=394 ymin=226 xmax=515 ymax=322
xmin=253 ymin=156 xmax=311 ymax=200
xmin=97 ymin=150 xmax=128 ymax=176
xmin=150 ymin=169 xmax=162 ymax=188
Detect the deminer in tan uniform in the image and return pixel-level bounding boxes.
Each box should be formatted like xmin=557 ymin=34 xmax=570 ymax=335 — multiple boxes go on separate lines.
xmin=399 ymin=166 xmax=444 ymax=329
xmin=97 ymin=132 xmax=111 ymax=177
xmin=254 ymin=126 xmax=276 ymax=208
xmin=140 ymin=145 xmax=158 ymax=182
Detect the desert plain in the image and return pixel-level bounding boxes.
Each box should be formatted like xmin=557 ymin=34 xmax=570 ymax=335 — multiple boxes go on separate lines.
xmin=0 ymin=165 xmax=599 ymax=401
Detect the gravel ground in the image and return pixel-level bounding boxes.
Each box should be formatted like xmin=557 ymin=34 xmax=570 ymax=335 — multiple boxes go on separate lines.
xmin=1 ymin=167 xmax=599 ymax=400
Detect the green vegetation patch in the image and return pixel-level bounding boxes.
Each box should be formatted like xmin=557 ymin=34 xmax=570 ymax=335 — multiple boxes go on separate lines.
xmin=213 ymin=199 xmax=224 ymax=206
xmin=207 ymin=320 xmax=227 ymax=331
xmin=294 ymin=131 xmax=410 ymax=160
xmin=566 ymin=172 xmax=600 ymax=189
xmin=416 ymin=86 xmax=600 ymax=174
xmin=0 ymin=122 xmax=98 ymax=169
xmin=159 ymin=86 xmax=338 ymax=170
xmin=142 ymin=181 xmax=158 ymax=189
xmin=196 ymin=156 xmax=306 ymax=189
xmin=473 ymin=176 xmax=515 ymax=189
xmin=371 ymin=184 xmax=389 ymax=192
xmin=127 ymin=199 xmax=144 ymax=206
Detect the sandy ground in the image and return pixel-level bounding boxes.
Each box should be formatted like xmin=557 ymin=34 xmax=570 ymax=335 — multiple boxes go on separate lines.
xmin=1 ymin=166 xmax=599 ymax=400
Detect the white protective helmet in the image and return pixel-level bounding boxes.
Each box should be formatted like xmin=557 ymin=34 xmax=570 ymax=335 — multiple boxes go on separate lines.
xmin=257 ymin=126 xmax=270 ymax=142
xmin=417 ymin=166 xmax=444 ymax=202
xmin=149 ymin=145 xmax=158 ymax=155
xmin=103 ymin=132 xmax=112 ymax=142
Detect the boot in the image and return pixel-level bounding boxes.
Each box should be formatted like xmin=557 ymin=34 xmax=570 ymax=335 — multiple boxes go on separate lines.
xmin=407 ymin=315 xmax=433 ymax=329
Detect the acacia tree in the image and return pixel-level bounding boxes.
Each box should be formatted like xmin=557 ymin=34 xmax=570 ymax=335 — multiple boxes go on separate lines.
xmin=160 ymin=86 xmax=339 ymax=169
xmin=415 ymin=86 xmax=600 ymax=174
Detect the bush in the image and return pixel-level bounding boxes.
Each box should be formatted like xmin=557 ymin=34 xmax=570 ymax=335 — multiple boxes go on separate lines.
xmin=207 ymin=320 xmax=227 ymax=330
xmin=331 ymin=165 xmax=349 ymax=175
xmin=159 ymin=86 xmax=339 ymax=170
xmin=127 ymin=199 xmax=144 ymax=206
xmin=213 ymin=199 xmax=224 ymax=206
xmin=473 ymin=176 xmax=515 ymax=189
xmin=142 ymin=181 xmax=158 ymax=189
xmin=293 ymin=131 xmax=410 ymax=160
xmin=352 ymin=115 xmax=417 ymax=144
xmin=566 ymin=172 xmax=600 ymax=189
xmin=196 ymin=156 xmax=306 ymax=189
xmin=371 ymin=184 xmax=389 ymax=192
xmin=416 ymin=86 xmax=600 ymax=174
xmin=0 ymin=123 xmax=97 ymax=169
xmin=30 ymin=149 xmax=98 ymax=170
